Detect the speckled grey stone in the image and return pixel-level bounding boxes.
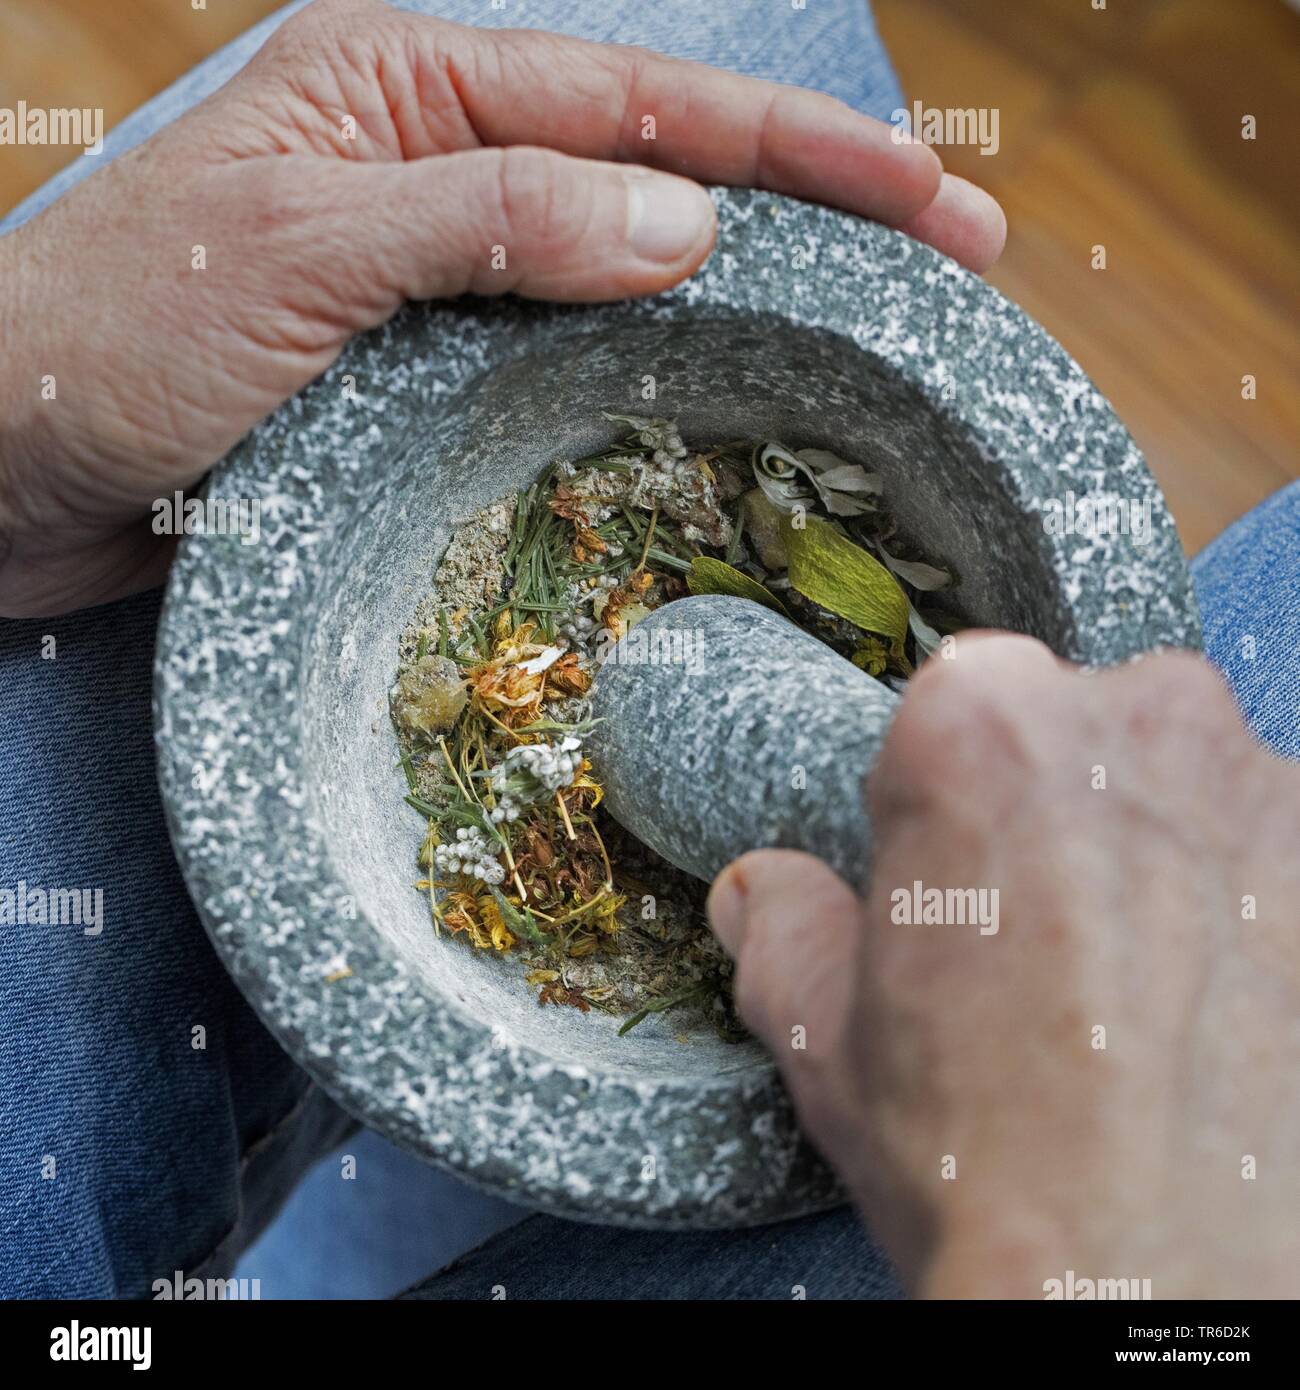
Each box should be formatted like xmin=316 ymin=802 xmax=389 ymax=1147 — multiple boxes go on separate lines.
xmin=153 ymin=186 xmax=1200 ymax=1229
xmin=590 ymin=597 xmax=900 ymax=891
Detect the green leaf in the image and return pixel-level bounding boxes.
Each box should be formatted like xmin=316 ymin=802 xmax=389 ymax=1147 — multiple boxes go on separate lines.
xmin=686 ymin=556 xmax=789 ymax=616
xmin=786 ymin=516 xmax=909 ymax=657
xmin=404 ymin=793 xmax=443 ymax=819
xmin=618 ymin=983 xmax=708 ymax=1036
xmin=489 ymin=887 xmax=547 ymax=945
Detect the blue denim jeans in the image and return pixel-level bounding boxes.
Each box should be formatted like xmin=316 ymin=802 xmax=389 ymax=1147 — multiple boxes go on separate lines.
xmin=2 ymin=1 xmax=1295 ymax=1300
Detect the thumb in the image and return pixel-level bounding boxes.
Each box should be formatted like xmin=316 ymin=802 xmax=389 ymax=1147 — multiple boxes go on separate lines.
xmin=333 ymin=146 xmax=717 ymax=304
xmin=708 ymin=849 xmax=864 ymax=1122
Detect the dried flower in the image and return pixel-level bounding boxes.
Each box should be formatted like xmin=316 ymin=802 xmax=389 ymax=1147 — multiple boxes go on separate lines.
xmin=396 ymin=413 xmax=960 ymax=1035
xmin=433 ymin=826 xmax=505 ymax=886
xmin=489 ymin=736 xmax=584 ymax=824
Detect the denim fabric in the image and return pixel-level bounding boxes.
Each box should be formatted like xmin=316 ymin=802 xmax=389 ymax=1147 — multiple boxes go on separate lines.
xmin=1191 ymin=482 xmax=1300 ymax=762
xmin=400 ymin=1205 xmax=904 ymax=1300
xmin=1 ymin=0 xmax=906 ymax=1300
xmin=0 ymin=591 xmax=356 ymax=1297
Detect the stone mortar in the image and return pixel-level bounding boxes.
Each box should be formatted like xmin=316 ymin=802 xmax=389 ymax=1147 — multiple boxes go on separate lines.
xmin=154 ymin=186 xmax=1201 ymax=1228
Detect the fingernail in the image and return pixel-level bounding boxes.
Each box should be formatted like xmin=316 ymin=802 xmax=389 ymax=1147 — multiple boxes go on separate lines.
xmin=706 ymin=864 xmax=749 ymax=954
xmin=625 ymin=171 xmax=714 ymax=263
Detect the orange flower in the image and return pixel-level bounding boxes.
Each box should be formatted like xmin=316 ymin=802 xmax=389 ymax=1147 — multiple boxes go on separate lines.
xmin=571 ymin=523 xmax=608 ymax=565
xmin=538 ymin=980 xmax=591 ymax=1012
xmin=547 ymin=486 xmax=591 ymax=523
xmin=546 ymin=652 xmax=592 ymax=697
xmin=466 ymin=621 xmax=554 ymax=725
xmin=440 ymin=889 xmax=517 ymax=952
xmin=599 ymin=571 xmax=656 ymax=638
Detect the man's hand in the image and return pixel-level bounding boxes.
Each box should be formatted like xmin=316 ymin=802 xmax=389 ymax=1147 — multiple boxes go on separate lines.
xmin=708 ymin=635 xmax=1300 ymax=1298
xmin=0 ymin=0 xmax=1004 ymax=617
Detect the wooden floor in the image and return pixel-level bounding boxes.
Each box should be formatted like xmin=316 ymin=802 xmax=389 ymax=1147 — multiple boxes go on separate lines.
xmin=2 ymin=0 xmax=1296 ymax=553
xmin=875 ymin=0 xmax=1299 ymax=551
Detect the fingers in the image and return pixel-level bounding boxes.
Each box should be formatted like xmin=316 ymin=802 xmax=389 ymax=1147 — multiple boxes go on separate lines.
xmin=912 ymin=629 xmax=1062 ymax=682
xmin=0 ymin=522 xmax=178 ymax=620
xmin=708 ymin=848 xmax=861 ymax=1059
xmin=898 ymin=173 xmax=1007 ymax=272
xmin=391 ymin=18 xmax=945 ymax=226
xmin=264 ymin=2 xmax=1006 ymax=272
xmin=709 ymin=848 xmax=873 ymax=1180
xmin=868 ymin=632 xmax=1062 ymax=839
xmin=706 ymin=642 xmax=1060 ymax=1052
xmin=330 ymin=147 xmax=717 ymax=303
xmin=281 ymin=2 xmax=964 ymax=235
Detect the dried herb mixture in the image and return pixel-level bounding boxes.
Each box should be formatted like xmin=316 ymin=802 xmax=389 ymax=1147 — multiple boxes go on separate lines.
xmin=392 ymin=414 xmax=959 ymax=1037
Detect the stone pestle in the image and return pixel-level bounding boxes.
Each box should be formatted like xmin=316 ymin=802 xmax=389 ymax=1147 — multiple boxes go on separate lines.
xmin=586 ymin=595 xmax=901 ymax=893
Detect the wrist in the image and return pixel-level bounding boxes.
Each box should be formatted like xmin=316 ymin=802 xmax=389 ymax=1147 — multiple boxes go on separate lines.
xmin=915 ymin=1200 xmax=1074 ymax=1300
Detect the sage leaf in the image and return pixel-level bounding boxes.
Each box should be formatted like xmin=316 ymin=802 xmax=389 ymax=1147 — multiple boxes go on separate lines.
xmin=753 ymin=441 xmax=813 ymax=512
xmin=793 ymin=448 xmax=881 ymax=515
xmin=753 ymin=469 xmax=810 ymax=512
xmin=813 ymin=464 xmax=882 ymax=495
xmin=876 ymin=541 xmax=952 ymax=592
xmin=754 ymin=441 xmax=880 ymax=517
xmin=907 ymin=604 xmax=945 ymax=659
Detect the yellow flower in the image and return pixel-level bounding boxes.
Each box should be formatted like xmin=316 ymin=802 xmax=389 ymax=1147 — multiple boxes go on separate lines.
xmin=478 ymin=895 xmax=517 ymax=952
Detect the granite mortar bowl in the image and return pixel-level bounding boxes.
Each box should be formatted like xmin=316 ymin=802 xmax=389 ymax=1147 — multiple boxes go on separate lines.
xmin=154 ymin=187 xmax=1200 ymax=1227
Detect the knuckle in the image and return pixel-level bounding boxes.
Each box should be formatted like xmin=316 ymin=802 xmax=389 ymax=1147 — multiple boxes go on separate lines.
xmin=871 ymin=668 xmax=958 ymax=799
xmin=1121 ymin=650 xmax=1238 ymax=742
xmin=875 ymin=661 xmax=1035 ymax=810
xmin=492 ymin=147 xmax=587 ymax=247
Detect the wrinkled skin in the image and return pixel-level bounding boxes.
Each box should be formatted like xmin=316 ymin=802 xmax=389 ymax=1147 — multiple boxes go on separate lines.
xmin=709 ymin=634 xmax=1300 ymax=1299
xmin=0 ymin=0 xmax=1004 ymax=617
